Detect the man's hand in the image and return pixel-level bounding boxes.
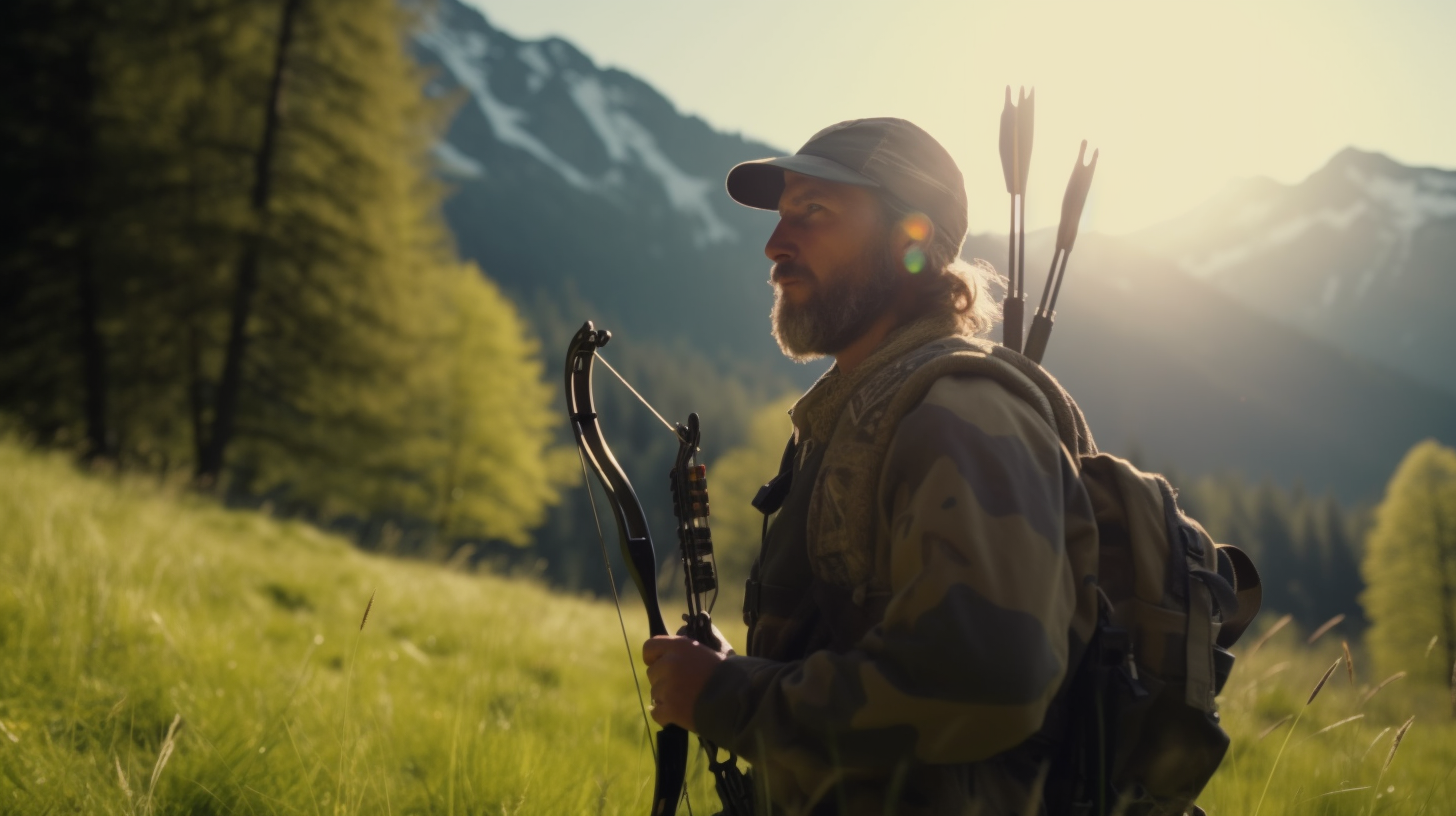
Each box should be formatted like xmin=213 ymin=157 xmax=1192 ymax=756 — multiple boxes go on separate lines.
xmin=642 ymin=634 xmax=731 ymax=731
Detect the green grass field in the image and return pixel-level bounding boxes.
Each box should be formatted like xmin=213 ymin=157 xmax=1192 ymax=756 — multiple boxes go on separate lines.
xmin=1 ymin=440 xmax=1452 ymax=815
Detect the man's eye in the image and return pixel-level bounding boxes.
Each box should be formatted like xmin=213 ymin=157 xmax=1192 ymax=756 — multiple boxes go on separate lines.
xmin=804 ymin=203 xmax=824 ymax=214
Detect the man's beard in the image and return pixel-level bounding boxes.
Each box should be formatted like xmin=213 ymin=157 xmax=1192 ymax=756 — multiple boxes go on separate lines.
xmin=770 ymin=243 xmax=901 ymax=363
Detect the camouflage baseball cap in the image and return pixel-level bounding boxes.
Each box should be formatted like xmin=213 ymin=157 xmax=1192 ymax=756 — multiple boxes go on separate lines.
xmin=726 ymin=117 xmax=968 ymax=246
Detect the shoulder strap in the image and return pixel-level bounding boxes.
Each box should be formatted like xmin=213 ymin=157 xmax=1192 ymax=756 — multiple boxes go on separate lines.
xmin=752 ymin=436 xmax=797 ymax=516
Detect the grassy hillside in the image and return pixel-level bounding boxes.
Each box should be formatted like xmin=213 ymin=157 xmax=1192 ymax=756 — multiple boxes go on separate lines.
xmin=0 ymin=440 xmax=711 ymax=815
xmin=1 ymin=440 xmax=1453 ymax=815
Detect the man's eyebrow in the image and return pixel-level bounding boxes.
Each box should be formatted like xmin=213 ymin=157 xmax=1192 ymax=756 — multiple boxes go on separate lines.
xmin=781 ymin=184 xmax=835 ymax=209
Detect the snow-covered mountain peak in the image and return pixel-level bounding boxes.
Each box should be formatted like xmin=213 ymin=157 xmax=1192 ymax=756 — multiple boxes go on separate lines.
xmin=1131 ymin=148 xmax=1456 ymax=397
xmin=414 ymin=1 xmax=737 ymax=246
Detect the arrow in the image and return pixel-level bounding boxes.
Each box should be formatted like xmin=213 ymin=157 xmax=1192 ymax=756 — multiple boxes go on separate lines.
xmin=999 ymin=85 xmax=1034 ymax=352
xmin=1024 ymin=140 xmax=1098 ymax=364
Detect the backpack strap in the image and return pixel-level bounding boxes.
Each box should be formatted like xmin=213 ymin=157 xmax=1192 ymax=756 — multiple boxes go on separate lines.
xmin=752 ymin=435 xmax=797 ymax=516
xmin=985 ymin=343 xmax=1098 ymax=458
xmin=1214 ymin=545 xmax=1263 ymax=648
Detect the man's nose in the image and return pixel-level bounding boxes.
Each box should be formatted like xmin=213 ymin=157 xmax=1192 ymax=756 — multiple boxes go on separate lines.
xmin=764 ymin=219 xmax=795 ymax=263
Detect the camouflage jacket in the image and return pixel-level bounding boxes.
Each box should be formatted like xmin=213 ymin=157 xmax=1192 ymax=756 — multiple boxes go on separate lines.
xmin=695 ymin=315 xmax=1100 ymax=815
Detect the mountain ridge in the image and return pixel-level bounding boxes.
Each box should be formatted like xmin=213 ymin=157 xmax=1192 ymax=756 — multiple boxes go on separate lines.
xmin=1131 ymin=147 xmax=1456 ymax=396
xmin=415 ymin=0 xmax=1456 ymax=501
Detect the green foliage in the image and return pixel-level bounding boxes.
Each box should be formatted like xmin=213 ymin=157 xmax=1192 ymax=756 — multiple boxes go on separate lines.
xmin=417 ymin=265 xmax=578 ymax=546
xmin=0 ymin=0 xmax=570 ymax=549
xmin=703 ymin=395 xmax=798 ymax=617
xmin=1360 ymin=440 xmax=1456 ymax=685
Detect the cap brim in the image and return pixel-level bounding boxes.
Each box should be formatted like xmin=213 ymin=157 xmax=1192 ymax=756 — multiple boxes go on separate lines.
xmin=725 ymin=154 xmax=881 ymax=210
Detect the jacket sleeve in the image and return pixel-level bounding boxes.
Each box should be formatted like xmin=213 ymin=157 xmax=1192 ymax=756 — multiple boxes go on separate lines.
xmin=694 ymin=375 xmax=1097 ymax=775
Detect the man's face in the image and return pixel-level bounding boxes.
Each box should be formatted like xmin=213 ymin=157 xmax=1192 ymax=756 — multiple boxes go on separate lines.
xmin=765 ymin=172 xmax=901 ymax=362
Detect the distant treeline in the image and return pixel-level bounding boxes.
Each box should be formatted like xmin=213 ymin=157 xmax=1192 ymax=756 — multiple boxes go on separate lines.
xmin=1178 ymin=474 xmax=1369 ymax=634
xmin=0 ymin=0 xmax=571 ymax=547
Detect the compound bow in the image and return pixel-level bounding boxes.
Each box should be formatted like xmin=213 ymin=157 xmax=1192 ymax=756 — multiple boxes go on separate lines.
xmin=565 ymin=321 xmax=751 ymax=816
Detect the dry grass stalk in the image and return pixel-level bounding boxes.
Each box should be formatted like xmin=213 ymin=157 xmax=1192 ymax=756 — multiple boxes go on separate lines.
xmin=1361 ymin=727 xmax=1391 ymax=762
xmin=360 ymin=590 xmax=375 ymax=631
xmin=1359 ymin=671 xmax=1408 ymax=707
xmin=1248 ymin=613 xmax=1294 ymax=658
xmin=115 ymin=756 xmax=133 ymax=800
xmin=1307 ymin=613 xmax=1346 ymax=645
xmin=1343 ymin=640 xmax=1355 ymax=686
xmin=144 ymin=714 xmax=183 ymax=814
xmin=1261 ymin=661 xmax=1292 ymax=680
xmin=1425 ymin=635 xmax=1440 ymax=660
xmin=1383 ymin=716 xmax=1415 ymax=773
xmin=1300 ymin=786 xmax=1370 ymax=803
xmin=1308 ymin=656 xmax=1342 ymax=705
xmin=1310 ymin=714 xmax=1365 ymax=738
xmin=1253 ymin=659 xmax=1342 ymax=816
xmin=1258 ymin=714 xmax=1293 ymax=741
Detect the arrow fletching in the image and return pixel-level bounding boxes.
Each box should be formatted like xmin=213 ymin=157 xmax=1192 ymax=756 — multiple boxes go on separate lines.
xmin=1025 ymin=140 xmax=1099 ymax=365
xmin=1016 ymin=88 xmax=1034 ymax=195
xmin=999 ymin=87 xmax=1016 ymax=194
xmin=1056 ymin=140 xmax=1098 ymax=252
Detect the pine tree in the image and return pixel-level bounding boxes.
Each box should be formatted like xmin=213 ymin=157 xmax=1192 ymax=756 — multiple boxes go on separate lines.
xmin=1 ymin=0 xmax=573 ymax=549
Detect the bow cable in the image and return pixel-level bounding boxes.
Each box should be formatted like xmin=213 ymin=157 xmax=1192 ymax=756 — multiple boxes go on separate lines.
xmin=597 ymin=352 xmax=677 ymax=437
xmin=576 ymin=444 xmax=658 ymax=764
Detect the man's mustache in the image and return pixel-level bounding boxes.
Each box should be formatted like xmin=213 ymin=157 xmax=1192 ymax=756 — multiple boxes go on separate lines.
xmin=770 ymin=262 xmax=814 ymax=285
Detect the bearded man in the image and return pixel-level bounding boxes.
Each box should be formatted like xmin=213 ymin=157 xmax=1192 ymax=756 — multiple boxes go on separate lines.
xmin=642 ymin=118 xmax=1101 ymax=815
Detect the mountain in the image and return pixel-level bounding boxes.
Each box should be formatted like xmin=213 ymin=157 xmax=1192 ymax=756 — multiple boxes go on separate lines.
xmin=963 ymin=231 xmax=1456 ymax=501
xmin=412 ymin=1 xmax=1456 ymax=502
xmin=412 ymin=0 xmax=785 ymax=365
xmin=1132 ymin=149 xmax=1456 ymax=396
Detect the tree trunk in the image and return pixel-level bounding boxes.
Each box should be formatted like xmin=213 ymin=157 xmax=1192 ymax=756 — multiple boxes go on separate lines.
xmin=196 ymin=0 xmax=303 ymax=484
xmin=69 ymin=0 xmax=109 ymax=462
xmin=76 ymin=247 xmax=109 ymax=460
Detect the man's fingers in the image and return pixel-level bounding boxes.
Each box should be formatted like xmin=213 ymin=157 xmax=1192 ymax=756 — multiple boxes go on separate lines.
xmin=642 ymin=634 xmax=690 ymax=665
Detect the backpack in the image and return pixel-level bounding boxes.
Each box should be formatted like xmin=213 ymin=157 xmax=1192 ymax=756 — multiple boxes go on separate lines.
xmin=1055 ymin=452 xmax=1262 ymax=816
xmin=751 ymin=339 xmax=1263 ymax=816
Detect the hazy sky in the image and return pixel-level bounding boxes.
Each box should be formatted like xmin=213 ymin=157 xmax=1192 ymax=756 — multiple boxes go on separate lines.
xmin=461 ymin=0 xmax=1456 ymax=235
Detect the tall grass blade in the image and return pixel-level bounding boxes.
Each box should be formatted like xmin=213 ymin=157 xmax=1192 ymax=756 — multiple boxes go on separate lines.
xmin=1248 ymin=613 xmax=1293 ymax=659
xmin=1344 ymin=640 xmax=1356 ymax=686
xmin=1384 ymin=716 xmax=1415 ymax=774
xmin=1258 ymin=715 xmax=1293 ymax=741
xmin=360 ymin=590 xmax=375 ymax=631
xmin=1308 ymin=656 xmax=1342 ymax=705
xmin=1368 ymin=716 xmax=1416 ymax=816
xmin=1253 ymin=657 xmax=1341 ymax=816
xmin=1360 ymin=672 xmax=1408 ymax=707
xmin=144 ymin=714 xmax=183 ymax=814
xmin=1361 ymin=727 xmax=1392 ymax=763
xmin=1307 ymin=613 xmax=1346 ymax=645
xmin=1309 ymin=714 xmax=1365 ymax=739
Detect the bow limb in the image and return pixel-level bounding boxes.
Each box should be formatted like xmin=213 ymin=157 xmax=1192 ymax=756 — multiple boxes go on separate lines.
xmin=565 ymin=321 xmax=687 ymax=816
